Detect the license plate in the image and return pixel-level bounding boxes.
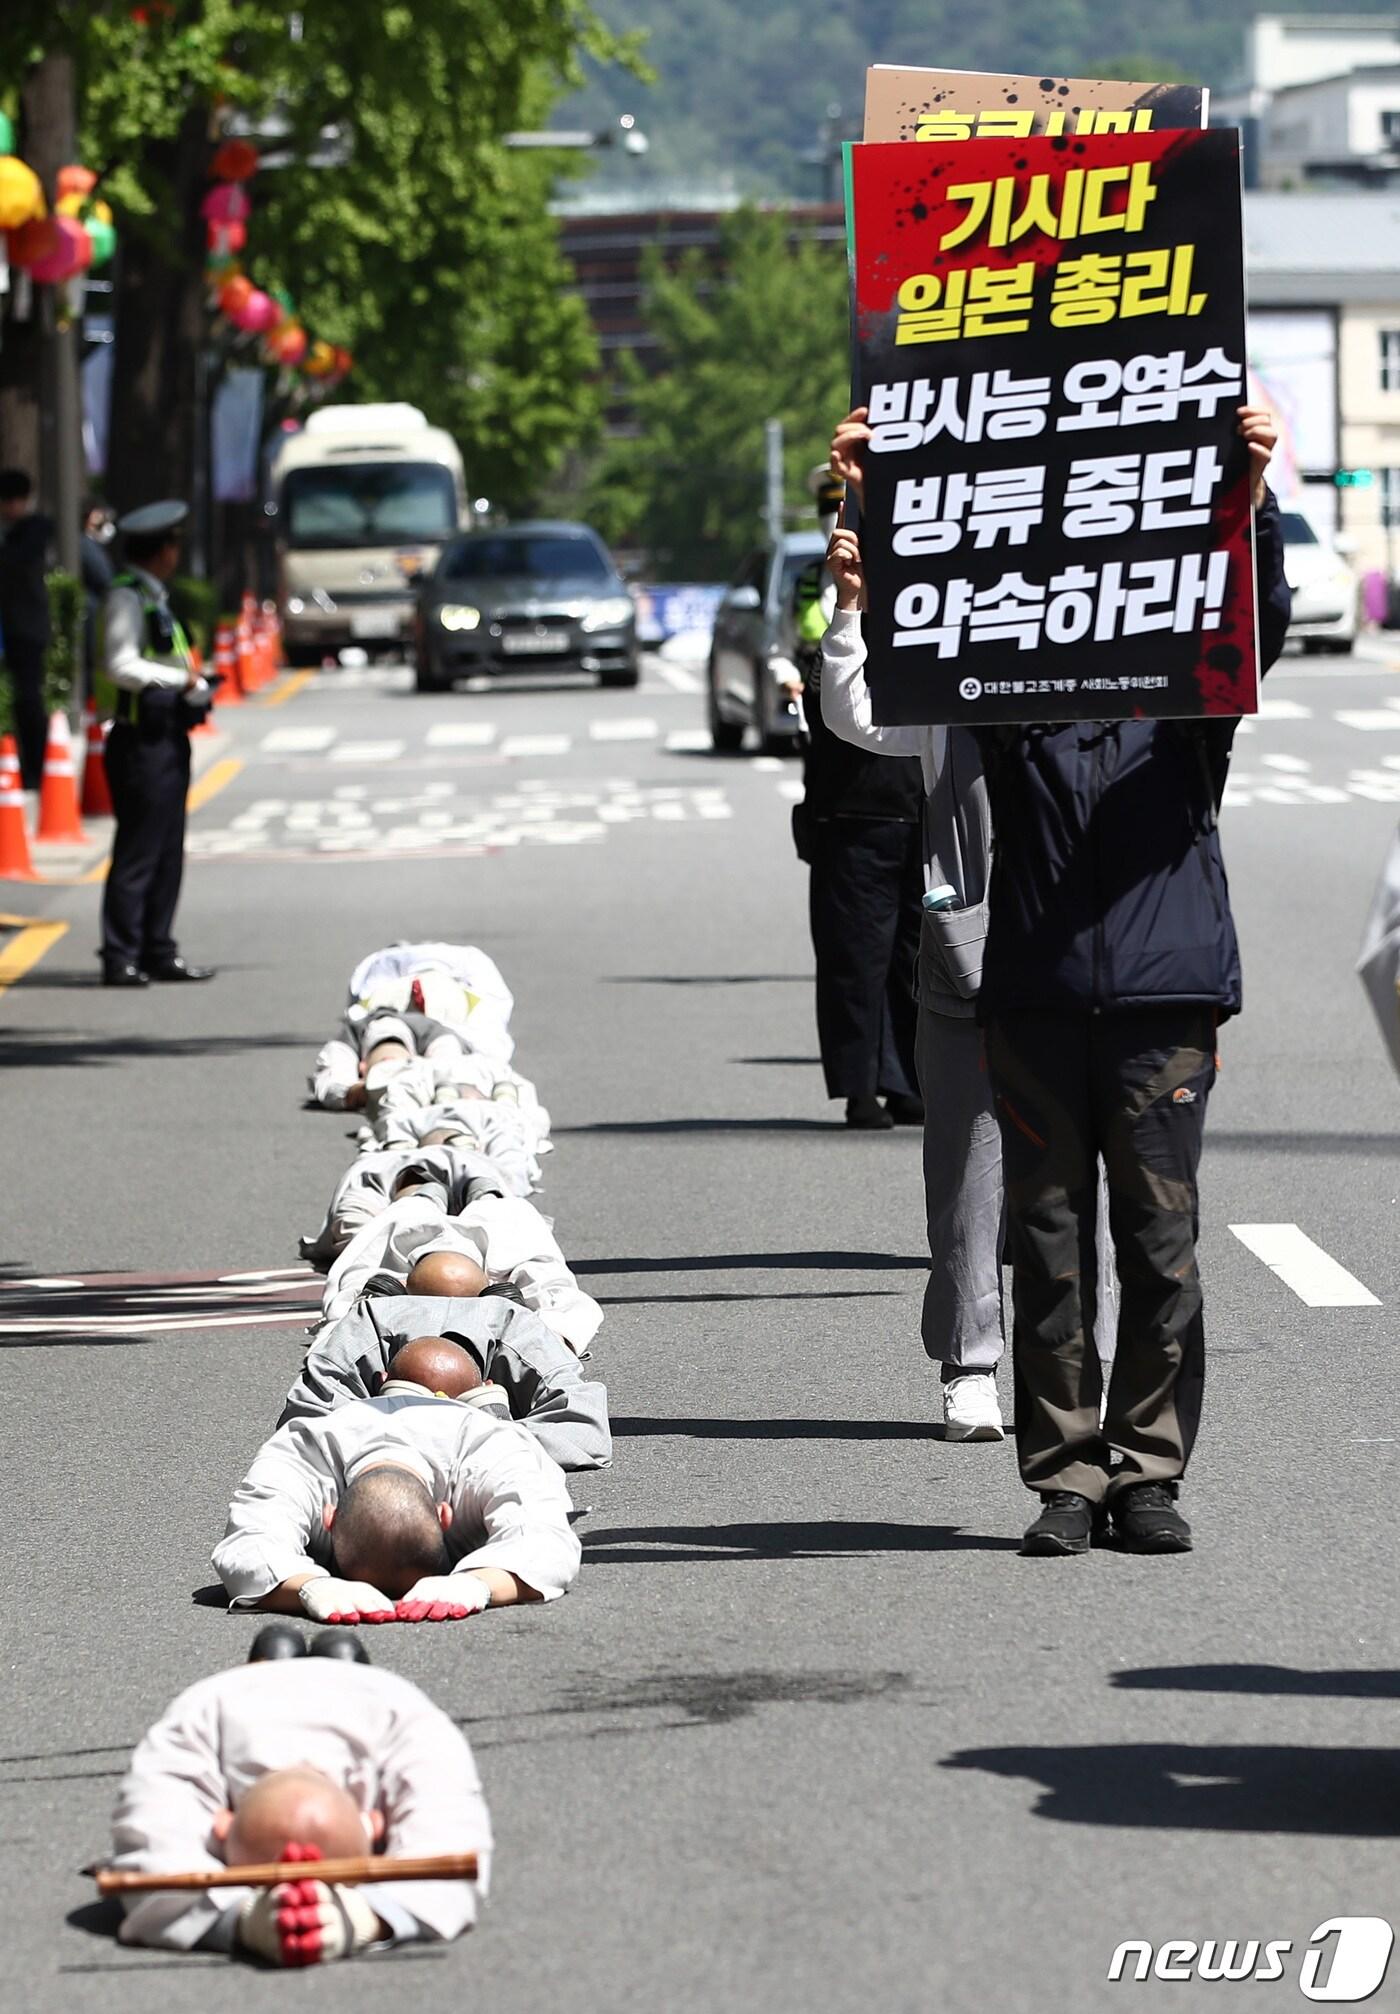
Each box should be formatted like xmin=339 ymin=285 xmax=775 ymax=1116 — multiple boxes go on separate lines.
xmin=350 ymin=609 xmax=400 ymax=639
xmin=502 ymin=629 xmax=570 ymax=655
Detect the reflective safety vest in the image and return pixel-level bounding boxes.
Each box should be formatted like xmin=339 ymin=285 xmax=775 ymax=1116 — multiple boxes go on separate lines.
xmin=97 ymin=571 xmax=192 ymax=721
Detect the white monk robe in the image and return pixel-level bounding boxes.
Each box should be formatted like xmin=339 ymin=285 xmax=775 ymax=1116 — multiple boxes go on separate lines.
xmin=212 ymin=1391 xmax=581 ymax=1608
xmin=317 ymin=1194 xmax=603 ymax=1351
xmin=110 ymin=1659 xmax=491 ymax=1952
xmin=298 ymin=1141 xmax=509 ymax=1269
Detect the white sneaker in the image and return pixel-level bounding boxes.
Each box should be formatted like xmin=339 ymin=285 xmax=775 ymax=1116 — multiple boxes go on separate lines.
xmin=942 ymin=1372 xmax=1005 ymax=1442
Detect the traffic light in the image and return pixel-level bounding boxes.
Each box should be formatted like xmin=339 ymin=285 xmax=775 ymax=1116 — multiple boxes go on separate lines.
xmin=1335 ymin=468 xmax=1375 ymax=488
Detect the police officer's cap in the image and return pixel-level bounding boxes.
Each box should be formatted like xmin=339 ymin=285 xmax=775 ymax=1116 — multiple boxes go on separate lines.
xmin=807 ymin=464 xmax=845 ymax=514
xmin=117 ymin=499 xmax=188 ymax=539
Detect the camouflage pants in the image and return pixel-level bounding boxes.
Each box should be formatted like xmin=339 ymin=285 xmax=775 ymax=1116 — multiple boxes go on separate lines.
xmin=984 ymin=1008 xmax=1216 ymax=1503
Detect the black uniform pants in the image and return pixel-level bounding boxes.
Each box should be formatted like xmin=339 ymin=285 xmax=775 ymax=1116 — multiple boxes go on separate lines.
xmin=101 ymin=721 xmax=190 ymax=969
xmin=808 ymin=815 xmax=922 ymax=1101
xmin=984 ymin=1007 xmax=1216 ymax=1503
xmin=4 ymin=636 xmax=48 ymax=789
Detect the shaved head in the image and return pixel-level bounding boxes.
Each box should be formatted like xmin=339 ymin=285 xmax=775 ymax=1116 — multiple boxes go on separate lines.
xmin=386 ymin=1336 xmax=483 ymax=1397
xmin=331 ymin=1466 xmax=450 ymax=1597
xmin=226 ymin=1767 xmax=370 ymax=1865
xmin=406 ymin=1249 xmax=487 ymax=1299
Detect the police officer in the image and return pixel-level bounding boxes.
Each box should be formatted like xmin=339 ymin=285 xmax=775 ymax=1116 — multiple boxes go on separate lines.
xmin=99 ymin=501 xmax=216 ymax=987
xmin=793 ymin=467 xmax=924 ymax=1129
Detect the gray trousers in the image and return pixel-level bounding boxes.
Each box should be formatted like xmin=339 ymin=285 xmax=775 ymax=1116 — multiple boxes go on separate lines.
xmin=915 ymin=1004 xmax=1117 ymax=1374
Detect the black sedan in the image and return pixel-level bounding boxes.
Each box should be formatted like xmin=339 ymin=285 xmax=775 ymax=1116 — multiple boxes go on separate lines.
xmin=414 ymin=521 xmax=639 ymax=692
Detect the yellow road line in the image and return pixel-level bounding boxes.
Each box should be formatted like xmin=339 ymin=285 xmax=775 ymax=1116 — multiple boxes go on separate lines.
xmin=187 ymin=756 xmax=244 ymax=813
xmin=261 ymin=668 xmax=315 ymax=708
xmin=0 ymin=915 xmax=68 ymax=999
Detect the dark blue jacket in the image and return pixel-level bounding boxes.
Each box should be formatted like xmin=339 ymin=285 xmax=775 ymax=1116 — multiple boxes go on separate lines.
xmin=976 ymin=494 xmax=1291 ymax=1021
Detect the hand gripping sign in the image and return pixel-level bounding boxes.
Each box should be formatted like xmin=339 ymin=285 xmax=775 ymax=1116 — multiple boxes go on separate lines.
xmin=847 ymin=126 xmax=1257 ymax=727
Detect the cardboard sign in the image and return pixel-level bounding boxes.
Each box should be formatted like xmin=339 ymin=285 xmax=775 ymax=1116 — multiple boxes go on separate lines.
xmin=863 ymin=66 xmax=1207 ymax=144
xmin=847 ymin=128 xmax=1256 ymax=726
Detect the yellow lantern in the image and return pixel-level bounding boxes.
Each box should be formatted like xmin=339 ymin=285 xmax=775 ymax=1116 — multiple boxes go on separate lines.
xmin=57 ymin=193 xmax=112 ymax=225
xmin=0 ymin=156 xmax=45 ymax=231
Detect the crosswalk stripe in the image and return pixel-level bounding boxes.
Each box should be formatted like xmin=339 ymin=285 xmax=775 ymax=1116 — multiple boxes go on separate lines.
xmin=665 ymin=729 xmax=713 ymax=753
xmin=501 ymin=734 xmax=571 ymax=757
xmin=1337 ymin=710 xmax=1400 ymax=731
xmin=1256 ymin=698 xmax=1312 ymax=721
xmin=1230 ymin=1224 xmax=1380 ymax=1307
xmin=426 ymin=722 xmax=497 ymax=747
xmin=329 ymin=740 xmax=406 ymax=763
xmin=589 ymin=718 xmax=658 ymax=742
xmin=261 ymin=726 xmax=336 ymax=753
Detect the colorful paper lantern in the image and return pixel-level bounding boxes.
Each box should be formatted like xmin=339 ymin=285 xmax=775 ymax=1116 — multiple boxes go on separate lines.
xmin=265 ymin=320 xmax=308 ymax=366
xmin=25 ymin=215 xmax=92 ymax=284
xmin=234 ymin=287 xmax=278 ymax=334
xmin=0 ymin=156 xmax=45 ymax=231
xmin=210 ymin=138 xmax=259 ymax=183
xmin=57 ymin=165 xmax=98 ymax=200
xmin=86 ymin=216 xmax=117 ymax=268
xmin=0 ymin=115 xmax=14 ymax=156
xmin=9 ymin=215 xmax=61 ymax=271
xmin=303 ymin=339 xmax=337 ymax=378
xmin=206 ymin=217 xmax=247 ymax=255
xmin=201 ymin=182 xmax=250 ymax=226
xmin=217 ymin=272 xmax=254 ymax=318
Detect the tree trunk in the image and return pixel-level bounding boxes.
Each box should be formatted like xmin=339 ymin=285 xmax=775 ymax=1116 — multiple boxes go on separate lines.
xmin=106 ymin=100 xmax=211 ymax=524
xmin=0 ymin=51 xmax=76 ymax=491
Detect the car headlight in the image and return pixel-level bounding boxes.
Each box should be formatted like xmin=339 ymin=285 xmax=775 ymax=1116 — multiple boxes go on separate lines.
xmin=286 ymin=596 xmax=305 ymax=615
xmin=581 ymin=596 xmax=634 ymax=632
xmin=436 ymin=604 xmax=481 ymax=632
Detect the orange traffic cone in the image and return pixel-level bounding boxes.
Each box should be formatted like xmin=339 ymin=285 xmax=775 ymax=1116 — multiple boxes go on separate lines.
xmin=80 ymin=701 xmax=113 ymax=817
xmin=214 ymin=619 xmax=243 ymax=706
xmin=34 ymin=711 xmax=87 ymax=842
xmin=0 ymin=734 xmax=37 ymax=880
xmin=236 ymin=615 xmax=258 ymax=697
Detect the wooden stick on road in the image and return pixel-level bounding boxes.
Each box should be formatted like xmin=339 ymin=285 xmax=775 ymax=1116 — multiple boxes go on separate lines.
xmin=95 ymin=1850 xmax=478 ymax=1894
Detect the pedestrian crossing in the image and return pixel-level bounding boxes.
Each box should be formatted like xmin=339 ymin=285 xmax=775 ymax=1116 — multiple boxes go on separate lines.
xmin=257 ymin=719 xmax=740 ymax=764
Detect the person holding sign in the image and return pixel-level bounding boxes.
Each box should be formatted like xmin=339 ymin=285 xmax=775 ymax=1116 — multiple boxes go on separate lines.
xmin=822 ymin=406 xmax=1289 ymax=1555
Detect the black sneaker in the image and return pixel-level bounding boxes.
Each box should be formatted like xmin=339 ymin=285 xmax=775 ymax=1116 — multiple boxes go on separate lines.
xmin=1022 ymin=1490 xmax=1097 ymax=1556
xmin=883 ymin=1093 xmax=925 ymax=1126
xmin=310 ymin=1628 xmax=371 ymax=1664
xmin=1112 ymin=1482 xmax=1193 ymax=1553
xmin=247 ymin=1621 xmax=306 ymax=1663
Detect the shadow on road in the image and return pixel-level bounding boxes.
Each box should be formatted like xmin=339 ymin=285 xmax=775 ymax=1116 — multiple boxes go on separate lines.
xmin=598 ymin=1288 xmax=906 ymax=1306
xmin=604 ymin=973 xmax=808 ymax=986
xmin=1112 ymin=1664 xmax=1400 ymax=1698
xmin=1204 ymin=1131 xmax=1396 ymax=1158
xmin=556 ymin=1117 xmax=902 ymax=1135
xmin=613 ymin=1415 xmax=937 ymax=1442
xmin=583 ymin=1519 xmax=1017 ymax=1563
xmin=0 ymin=1030 xmax=312 ymax=1070
xmin=942 ymin=1743 xmax=1400 ymax=1834
xmin=574 ymin=1249 xmax=921 ymax=1275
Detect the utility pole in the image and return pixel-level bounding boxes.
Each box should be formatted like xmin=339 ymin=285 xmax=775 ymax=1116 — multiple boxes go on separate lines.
xmin=764 ymin=418 xmax=784 ymax=545
xmin=23 ymin=51 xmax=82 ymax=580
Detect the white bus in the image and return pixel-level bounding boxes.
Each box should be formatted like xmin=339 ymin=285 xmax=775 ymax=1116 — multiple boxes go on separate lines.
xmin=270 ymin=403 xmax=466 ymax=662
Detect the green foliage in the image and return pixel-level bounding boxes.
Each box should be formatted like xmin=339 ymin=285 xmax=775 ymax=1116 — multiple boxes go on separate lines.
xmin=170 ymin=573 xmax=216 ymax=657
xmin=564 ymin=0 xmax=1366 ymax=197
xmin=579 ymin=207 xmax=848 ymax=577
xmin=42 ymin=568 xmax=81 ymax=711
xmin=0 ymin=3 xmax=643 ymax=514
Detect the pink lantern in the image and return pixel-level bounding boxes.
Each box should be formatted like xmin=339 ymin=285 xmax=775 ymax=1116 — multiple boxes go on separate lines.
xmin=17 ymin=214 xmax=91 ymax=284
xmin=234 ymin=287 xmax=278 ymax=334
xmin=206 ymin=217 xmax=246 ymax=255
xmin=201 ymin=182 xmax=250 ymax=226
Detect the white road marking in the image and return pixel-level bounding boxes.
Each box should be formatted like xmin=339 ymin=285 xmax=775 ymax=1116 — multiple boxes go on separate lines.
xmin=589 ymin=718 xmax=658 ymax=742
xmin=13 ymin=1276 xmax=85 ymax=1289
xmin=1256 ymin=698 xmax=1312 ymax=721
xmin=665 ymin=729 xmax=714 ymax=753
xmin=1259 ymin=753 xmax=1311 ymax=773
xmin=501 ymin=734 xmax=571 ymax=757
xmin=261 ymin=726 xmax=336 ymax=753
xmin=1337 ymin=710 xmax=1400 ymax=731
xmin=329 ymin=739 xmax=406 ymax=763
xmin=650 ymin=659 xmax=704 ymax=693
xmin=1230 ymin=1224 xmax=1381 ymax=1307
xmin=751 ymin=755 xmax=785 ymax=773
xmin=426 ymin=722 xmax=497 ymax=747
xmin=776 ymin=779 xmax=805 ymax=802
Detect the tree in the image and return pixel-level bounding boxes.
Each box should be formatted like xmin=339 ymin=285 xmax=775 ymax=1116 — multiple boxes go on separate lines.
xmin=0 ymin=3 xmax=640 ymax=523
xmin=579 ymin=207 xmax=849 ymax=577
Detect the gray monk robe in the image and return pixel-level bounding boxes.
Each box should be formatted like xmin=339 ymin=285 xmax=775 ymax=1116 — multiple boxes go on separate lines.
xmin=279 ymin=1293 xmax=611 ymax=1471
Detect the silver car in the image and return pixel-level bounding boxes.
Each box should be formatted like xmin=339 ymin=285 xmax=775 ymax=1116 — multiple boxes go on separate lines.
xmin=707 ymin=531 xmax=826 ymax=752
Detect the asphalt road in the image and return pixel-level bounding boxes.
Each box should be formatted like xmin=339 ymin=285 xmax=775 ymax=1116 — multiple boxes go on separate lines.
xmin=2 ymin=640 xmax=1397 ymax=2013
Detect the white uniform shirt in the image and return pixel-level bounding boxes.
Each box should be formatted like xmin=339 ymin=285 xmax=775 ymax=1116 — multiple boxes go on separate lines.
xmin=104 ymin=566 xmax=199 ymax=694
xmin=212 ymin=1390 xmax=582 ymax=1607
xmin=110 ymin=1660 xmax=491 ymax=1952
xmin=365 ymin=1098 xmax=545 ymax=1194
xmin=318 ymin=1194 xmax=602 ymax=1350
